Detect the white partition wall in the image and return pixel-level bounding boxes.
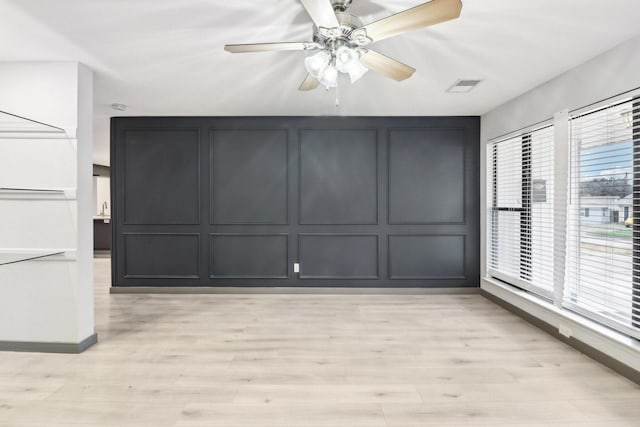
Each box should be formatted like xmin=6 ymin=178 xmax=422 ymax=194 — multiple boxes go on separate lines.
xmin=0 ymin=62 xmax=95 ymax=352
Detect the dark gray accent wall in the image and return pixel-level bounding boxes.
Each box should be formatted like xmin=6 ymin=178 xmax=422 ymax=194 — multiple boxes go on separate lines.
xmin=111 ymin=117 xmax=479 ymax=288
xmin=299 ymin=234 xmax=379 ymax=279
xmin=389 ymin=234 xmax=465 ymax=279
xmin=299 ymin=129 xmax=378 ymax=225
xmin=123 ymin=233 xmax=199 ymax=278
xmin=123 ymin=129 xmax=200 ymax=225
xmin=389 ymin=129 xmax=465 ymax=224
xmin=210 ymin=234 xmax=289 ymax=279
xmin=210 ymin=130 xmax=288 ymax=225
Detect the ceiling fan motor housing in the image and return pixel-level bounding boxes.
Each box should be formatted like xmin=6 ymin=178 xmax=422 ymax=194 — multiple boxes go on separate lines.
xmin=331 ymin=0 xmax=353 ymax=12
xmin=312 ymin=12 xmax=363 ymax=48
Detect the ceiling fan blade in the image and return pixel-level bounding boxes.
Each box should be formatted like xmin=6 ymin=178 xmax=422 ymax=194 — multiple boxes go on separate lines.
xmin=360 ymin=50 xmax=416 ymax=81
xmin=358 ymin=0 xmax=462 ymax=43
xmin=299 ymin=0 xmax=340 ymax=29
xmin=299 ymin=74 xmax=320 ymax=91
xmin=224 ymin=42 xmax=317 ymax=53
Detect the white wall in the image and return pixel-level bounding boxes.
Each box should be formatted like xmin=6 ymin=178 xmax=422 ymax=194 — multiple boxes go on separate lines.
xmin=0 ymin=62 xmax=94 ymax=345
xmin=0 ymin=62 xmax=79 ymax=133
xmin=75 ymin=63 xmax=94 ymax=342
xmin=481 ymin=35 xmax=640 ymax=141
xmin=480 ymin=35 xmax=640 ymax=370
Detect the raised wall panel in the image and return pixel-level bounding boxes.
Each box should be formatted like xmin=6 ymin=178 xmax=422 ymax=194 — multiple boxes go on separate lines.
xmin=299 ymin=129 xmax=378 ymax=225
xmin=389 ymin=129 xmax=465 ymax=224
xmin=123 ymin=129 xmax=200 ymax=225
xmin=210 ymin=234 xmax=288 ymax=279
xmin=124 ymin=233 xmax=199 ymax=278
xmin=210 ymin=130 xmax=288 ymax=224
xmin=299 ymin=234 xmax=379 ymax=279
xmin=389 ymin=235 xmax=465 ymax=279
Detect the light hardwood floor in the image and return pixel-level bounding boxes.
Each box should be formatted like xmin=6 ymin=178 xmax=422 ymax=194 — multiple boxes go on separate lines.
xmin=1 ymin=258 xmax=639 ymax=426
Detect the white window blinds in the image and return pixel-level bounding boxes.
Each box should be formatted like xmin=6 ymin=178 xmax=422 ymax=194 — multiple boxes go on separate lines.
xmin=565 ymin=99 xmax=640 ymax=338
xmin=488 ymin=125 xmax=555 ymax=299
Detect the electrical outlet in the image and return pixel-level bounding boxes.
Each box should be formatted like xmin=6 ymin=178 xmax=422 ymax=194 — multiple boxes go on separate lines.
xmin=558 ymin=324 xmax=573 ymax=338
xmin=293 ymin=263 xmax=300 ymax=273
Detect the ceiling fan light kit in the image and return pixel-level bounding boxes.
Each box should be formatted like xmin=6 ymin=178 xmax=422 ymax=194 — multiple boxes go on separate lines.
xmin=305 ymin=44 xmax=368 ymax=87
xmin=224 ymin=0 xmax=463 ymax=91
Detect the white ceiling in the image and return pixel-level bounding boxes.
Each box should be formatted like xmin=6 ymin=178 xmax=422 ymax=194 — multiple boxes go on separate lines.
xmin=2 ymin=0 xmax=640 ymax=165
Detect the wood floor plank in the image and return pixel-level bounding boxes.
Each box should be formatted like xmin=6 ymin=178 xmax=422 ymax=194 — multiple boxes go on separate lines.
xmin=381 ymin=401 xmax=592 ymax=426
xmin=175 ymin=403 xmax=387 ymax=426
xmin=232 ymin=384 xmax=422 ymax=404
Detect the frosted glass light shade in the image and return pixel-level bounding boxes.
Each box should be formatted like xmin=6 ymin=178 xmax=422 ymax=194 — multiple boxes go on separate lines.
xmin=304 ymin=51 xmax=330 ymax=78
xmin=346 ymin=60 xmax=368 ymax=83
xmin=318 ymin=65 xmax=338 ymax=88
xmin=335 ymin=46 xmax=368 ymax=84
xmin=335 ymin=46 xmax=357 ymax=72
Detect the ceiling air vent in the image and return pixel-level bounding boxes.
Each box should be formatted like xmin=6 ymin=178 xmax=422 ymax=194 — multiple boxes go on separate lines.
xmin=447 ymin=79 xmax=483 ymax=93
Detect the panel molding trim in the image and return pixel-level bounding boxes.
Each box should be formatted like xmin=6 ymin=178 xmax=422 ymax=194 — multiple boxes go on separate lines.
xmin=122 ymin=128 xmax=201 ymax=225
xmin=388 ymin=233 xmax=467 ymax=280
xmin=388 ymin=127 xmax=467 ymax=225
xmin=209 ymin=128 xmax=289 ymax=225
xmin=209 ymin=233 xmax=289 ymax=279
xmin=298 ymin=128 xmax=379 ymax=225
xmin=123 ymin=232 xmax=200 ymax=279
xmin=298 ymin=233 xmax=380 ymax=280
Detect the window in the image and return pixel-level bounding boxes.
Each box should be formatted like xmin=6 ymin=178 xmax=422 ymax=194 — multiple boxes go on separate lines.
xmin=487 ymin=95 xmax=640 ymax=340
xmin=488 ymin=125 xmax=554 ymax=299
xmin=566 ymin=99 xmax=639 ymax=337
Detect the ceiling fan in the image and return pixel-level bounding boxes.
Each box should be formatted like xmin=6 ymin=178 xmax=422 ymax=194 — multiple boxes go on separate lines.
xmin=224 ymin=0 xmax=463 ymax=91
